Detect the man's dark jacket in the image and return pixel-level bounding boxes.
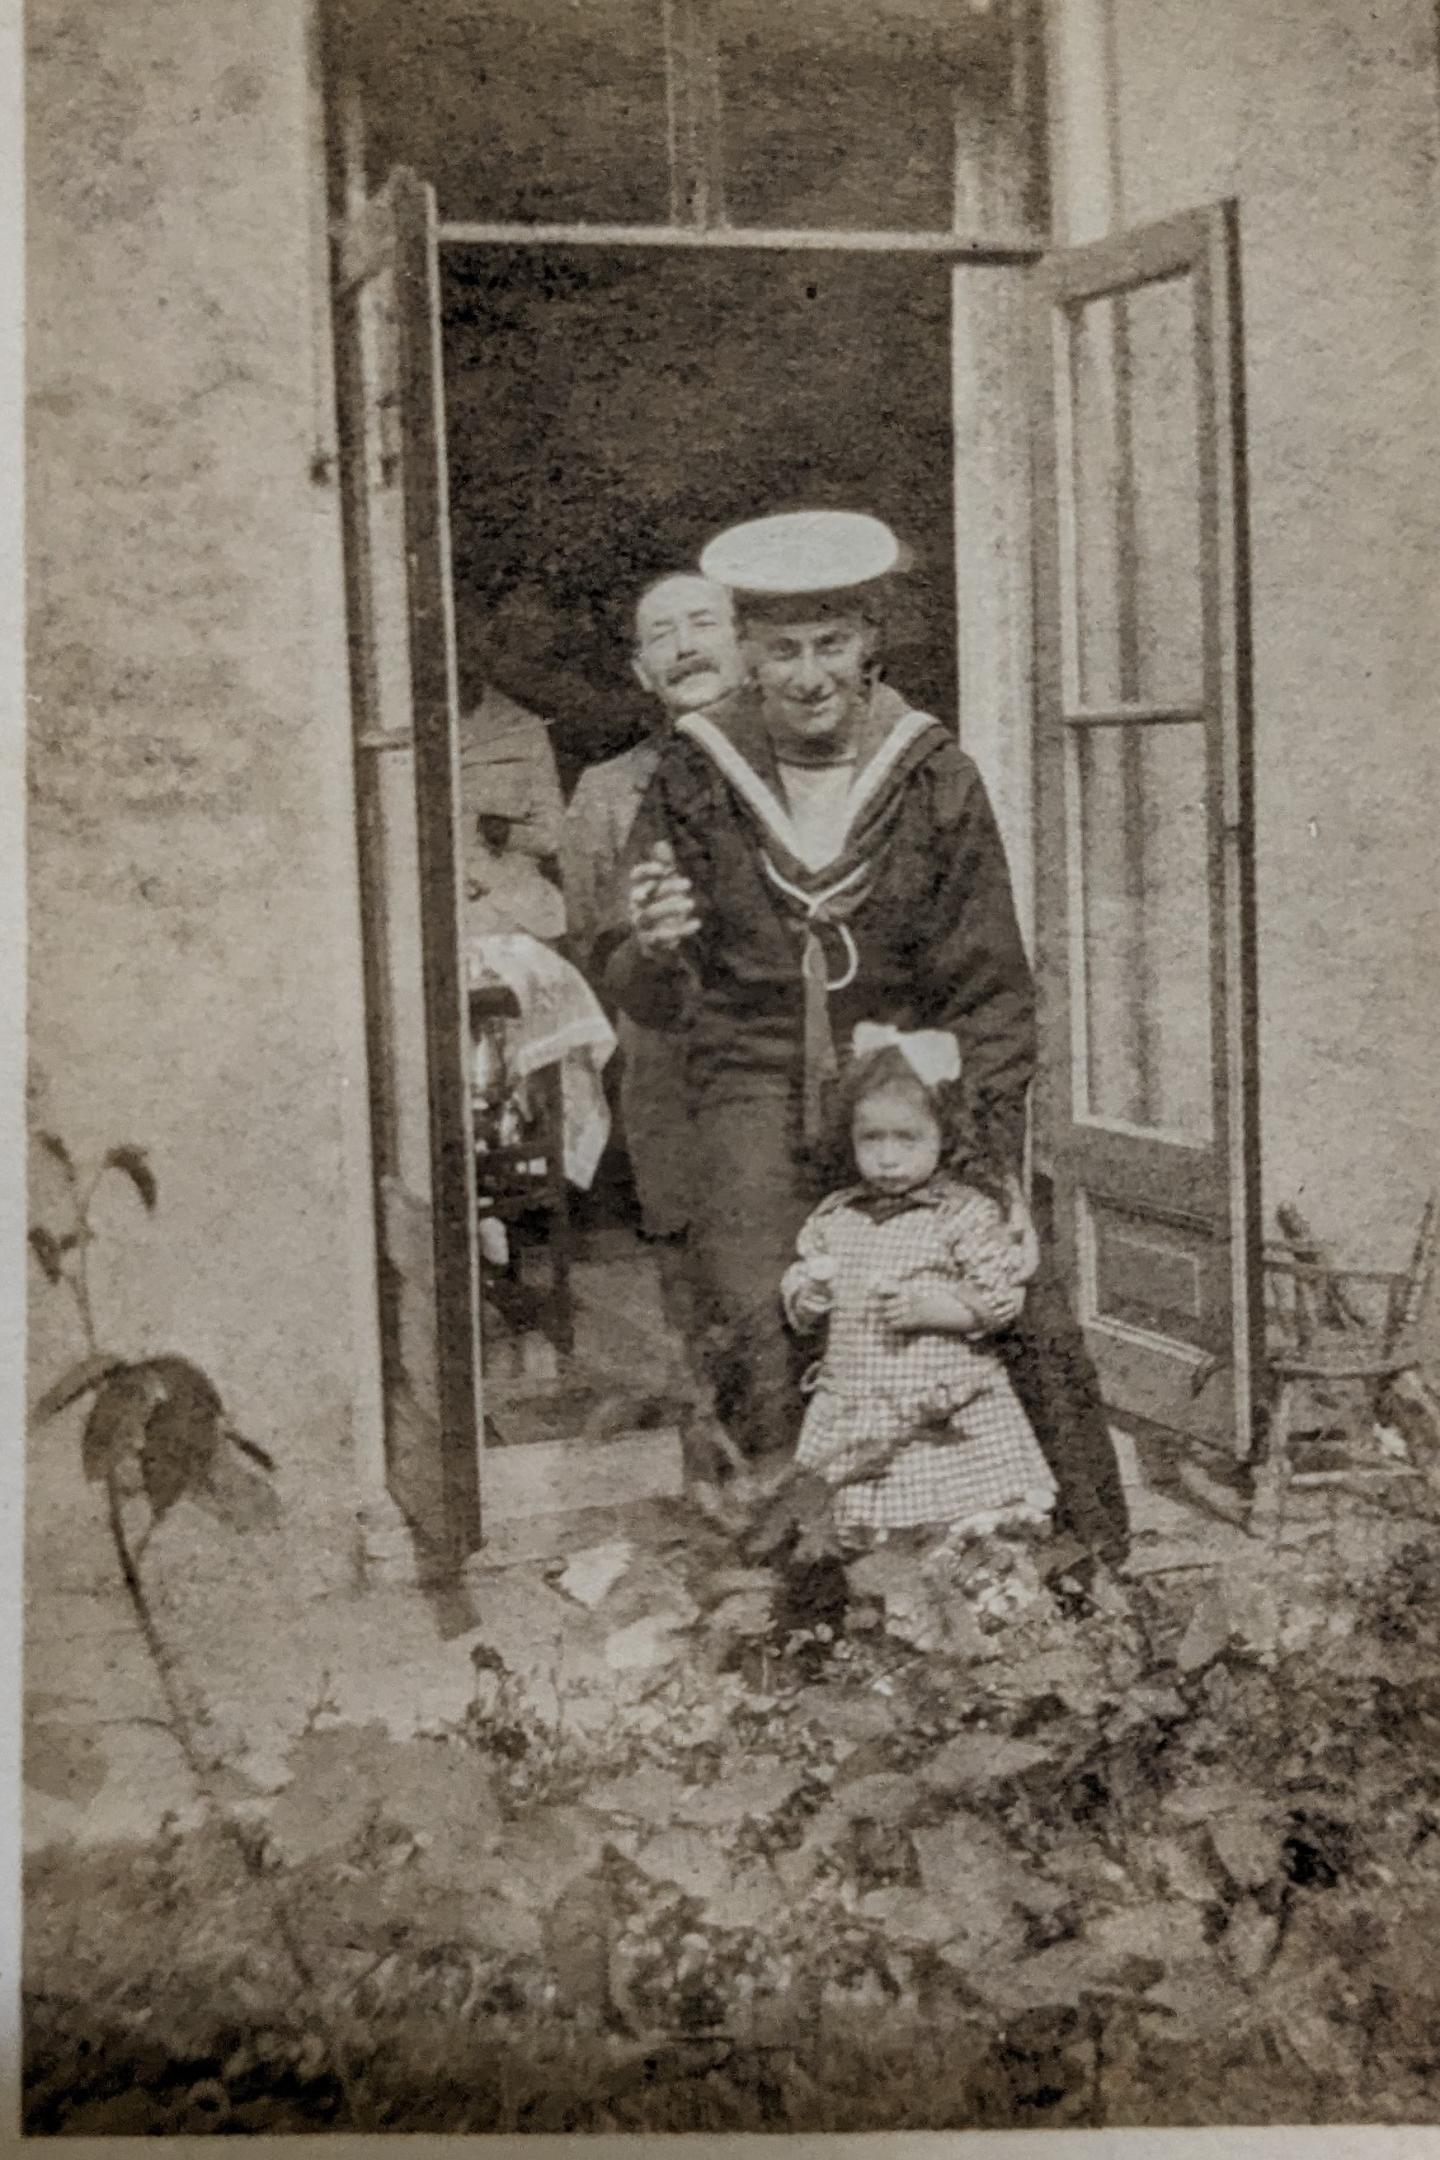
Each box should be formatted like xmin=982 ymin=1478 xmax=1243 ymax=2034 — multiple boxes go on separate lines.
xmin=603 ymin=684 xmax=1037 ymax=1169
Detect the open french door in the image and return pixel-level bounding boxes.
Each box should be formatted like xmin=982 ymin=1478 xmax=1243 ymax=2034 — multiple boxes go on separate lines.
xmin=333 ymin=166 xmax=484 ymax=1557
xmin=1032 ymin=202 xmax=1262 ymax=1458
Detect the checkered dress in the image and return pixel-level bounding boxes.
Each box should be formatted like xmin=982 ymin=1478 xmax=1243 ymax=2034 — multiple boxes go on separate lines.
xmin=782 ymin=1176 xmax=1058 ymax=1533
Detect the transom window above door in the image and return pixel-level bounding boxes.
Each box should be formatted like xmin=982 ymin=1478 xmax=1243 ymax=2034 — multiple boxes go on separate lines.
xmin=328 ymin=0 xmax=1046 ymax=240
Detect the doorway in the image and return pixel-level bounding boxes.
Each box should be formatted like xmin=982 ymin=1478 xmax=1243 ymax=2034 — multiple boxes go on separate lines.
xmin=440 ymin=244 xmax=960 ymax=1460
xmin=331 ymin=156 xmax=1259 ymax=1568
xmin=440 ymin=247 xmax=958 ymax=781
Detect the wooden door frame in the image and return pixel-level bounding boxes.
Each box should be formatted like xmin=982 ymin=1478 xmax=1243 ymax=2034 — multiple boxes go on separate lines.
xmin=325 ymin=50 xmax=1050 ymax=1544
xmin=1029 ymin=201 xmax=1262 ymax=1456
xmin=332 ymin=169 xmax=485 ymax=1562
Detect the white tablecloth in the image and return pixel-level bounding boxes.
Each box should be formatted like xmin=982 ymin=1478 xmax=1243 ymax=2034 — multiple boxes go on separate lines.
xmin=466 ymin=932 xmax=616 ymax=1190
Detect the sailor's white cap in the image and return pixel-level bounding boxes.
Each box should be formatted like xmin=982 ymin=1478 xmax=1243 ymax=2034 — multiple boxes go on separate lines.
xmin=699 ymin=510 xmax=902 ymax=599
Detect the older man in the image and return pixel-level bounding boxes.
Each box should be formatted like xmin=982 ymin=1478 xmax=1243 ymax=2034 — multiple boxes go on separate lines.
xmin=608 ymin=513 xmax=1128 ymax=1569
xmin=561 ymin=575 xmax=744 ymax=1405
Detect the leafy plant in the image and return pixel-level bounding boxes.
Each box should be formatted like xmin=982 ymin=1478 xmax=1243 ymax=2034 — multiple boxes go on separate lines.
xmin=31 ymin=1132 xmax=278 ymax=1556
xmin=29 ymin=1130 xmax=286 ymax=1770
xmin=27 ymin=1132 xmax=358 ymax=2105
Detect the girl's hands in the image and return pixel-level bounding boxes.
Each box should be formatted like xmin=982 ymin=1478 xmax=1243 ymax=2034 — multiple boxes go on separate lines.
xmin=789 ymin=1255 xmax=836 ymax=1326
xmin=875 ymin=1278 xmax=981 ymax=1335
xmin=627 ymin=841 xmax=699 ymax=957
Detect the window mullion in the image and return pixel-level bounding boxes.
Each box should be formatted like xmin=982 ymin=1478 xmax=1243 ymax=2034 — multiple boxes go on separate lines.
xmin=664 ymin=0 xmax=726 ymax=229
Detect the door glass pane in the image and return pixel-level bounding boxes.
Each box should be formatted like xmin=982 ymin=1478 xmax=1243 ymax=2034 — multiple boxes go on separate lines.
xmin=374 ymin=749 xmax=435 ymax=1201
xmin=1071 ymin=721 xmax=1213 ymax=1141
xmin=357 ymin=275 xmax=414 ymax=735
xmin=1067 ymin=274 xmax=1204 ymax=709
xmin=717 ymin=0 xmax=1015 ymax=229
xmin=358 ymin=0 xmax=670 ymax=224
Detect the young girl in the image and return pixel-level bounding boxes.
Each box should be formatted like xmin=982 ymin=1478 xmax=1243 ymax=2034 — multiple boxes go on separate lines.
xmin=781 ymin=1027 xmax=1057 ymax=1540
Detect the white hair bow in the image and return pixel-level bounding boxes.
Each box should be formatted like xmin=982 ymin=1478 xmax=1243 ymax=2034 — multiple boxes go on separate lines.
xmin=851 ymin=1023 xmax=961 ymax=1090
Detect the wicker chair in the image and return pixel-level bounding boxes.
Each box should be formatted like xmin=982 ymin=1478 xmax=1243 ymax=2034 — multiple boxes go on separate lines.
xmin=1252 ymin=1195 xmax=1437 ymax=1530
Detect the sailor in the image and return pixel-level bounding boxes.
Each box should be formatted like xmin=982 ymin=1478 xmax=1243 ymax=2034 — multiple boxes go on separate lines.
xmin=607 ymin=510 xmax=1128 ymax=1569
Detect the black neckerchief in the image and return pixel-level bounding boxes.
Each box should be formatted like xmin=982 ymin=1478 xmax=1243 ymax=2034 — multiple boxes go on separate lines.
xmin=673 ymin=686 xmax=951 ymax=1144
xmin=846 ymin=1176 xmax=950 ymax=1226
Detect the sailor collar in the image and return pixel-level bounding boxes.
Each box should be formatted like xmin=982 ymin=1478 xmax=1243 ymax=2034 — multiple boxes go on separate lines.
xmin=673 ymin=684 xmax=946 ymax=884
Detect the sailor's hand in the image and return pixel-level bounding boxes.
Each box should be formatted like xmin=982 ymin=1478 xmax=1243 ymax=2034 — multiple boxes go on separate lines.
xmin=628 ymin=842 xmax=700 ymax=956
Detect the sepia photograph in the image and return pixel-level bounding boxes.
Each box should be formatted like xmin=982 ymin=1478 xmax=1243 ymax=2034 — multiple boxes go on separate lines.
xmin=16 ymin=0 xmax=1440 ymax=2138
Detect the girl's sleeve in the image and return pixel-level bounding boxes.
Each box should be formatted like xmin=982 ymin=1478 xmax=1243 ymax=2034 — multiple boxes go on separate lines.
xmin=943 ymin=1187 xmax=1034 ymax=1333
xmin=780 ymin=1205 xmax=834 ymax=1333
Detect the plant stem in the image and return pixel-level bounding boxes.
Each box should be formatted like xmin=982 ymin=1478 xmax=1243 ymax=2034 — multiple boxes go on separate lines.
xmin=70 ymin=1172 xmax=106 ymax=1357
xmin=103 ymin=1467 xmax=359 ymax=2114
xmin=104 ymin=1471 xmax=216 ymax=1795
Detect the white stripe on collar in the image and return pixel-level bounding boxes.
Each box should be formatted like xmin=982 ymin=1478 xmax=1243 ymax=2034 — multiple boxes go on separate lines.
xmin=675 ymin=712 xmax=801 ymax=856
xmin=675 ymin=706 xmax=940 ymax=871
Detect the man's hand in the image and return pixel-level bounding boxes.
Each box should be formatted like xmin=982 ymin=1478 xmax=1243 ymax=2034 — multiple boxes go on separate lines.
xmin=627 ymin=841 xmax=699 ymax=957
xmin=874 ymin=1278 xmax=982 ymax=1335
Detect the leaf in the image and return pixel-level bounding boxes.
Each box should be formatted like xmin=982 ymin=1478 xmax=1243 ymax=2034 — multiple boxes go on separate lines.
xmin=25 ymin=1721 xmax=108 ymax=1805
xmin=268 ymin=1724 xmax=501 ymax=1877
xmin=264 ymin=1723 xmax=391 ymax=1864
xmin=675 ymin=1758 xmax=803 ymax=1827
xmin=1207 ymin=1803 xmax=1285 ymax=1890
xmin=496 ymin=1804 xmax=609 ymax=1899
xmin=632 ymin=1824 xmax=730 ymax=1902
xmin=911 ymin=1810 xmax=1058 ymax=1935
xmin=920 ymin=1729 xmax=1057 ymax=1795
xmin=1175 ymin=1582 xmax=1231 ymax=1673
xmin=705 ymin=1861 xmax=787 ymax=1933
xmin=828 ymin=1769 xmax=919 ymax=1826
xmin=225 ymin=1427 xmax=277 ymax=1475
xmin=103 ymin=1144 xmax=158 ymax=1211
xmin=794 ymin=1686 xmax=897 ymax=1744
xmin=1162 ymin=1775 xmax=1259 ymax=1828
xmin=1220 ymin=1893 xmax=1283 ymax=1981
xmin=854 ymin=1885 xmax=971 ymax=1946
xmin=33 ymin=1351 xmax=129 ymax=1423
xmin=557 ymin=1540 xmax=633 ymax=1608
xmin=695 ymin=1563 xmax=780 ymax=1612
xmin=845 ymin=1541 xmax=919 ymax=1604
xmin=1086 ymin=1897 xmax=1212 ymax=1976
xmin=36 ymin=1130 xmax=75 ymax=1178
xmin=604 ymin=1613 xmax=687 ymax=1672
xmin=189 ymin=1448 xmax=282 ymax=1534
xmin=134 ymin=1356 xmax=224 ymax=1517
xmin=703 ymin=1587 xmax=775 ymax=1640
xmin=587 ymin=1764 xmax=690 ymax=1826
xmin=27 ymin=1226 xmax=65 ymax=1285
xmin=81 ymin=1369 xmax=158 ymax=1483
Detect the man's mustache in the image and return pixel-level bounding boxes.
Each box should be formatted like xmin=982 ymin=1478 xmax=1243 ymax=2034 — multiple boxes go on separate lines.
xmin=666 ymin=656 xmax=721 ymax=683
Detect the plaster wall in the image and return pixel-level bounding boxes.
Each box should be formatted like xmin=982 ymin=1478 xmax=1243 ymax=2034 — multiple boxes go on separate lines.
xmin=1061 ymin=0 xmax=1440 ymax=1277
xmin=26 ymin=0 xmax=378 ymax=1592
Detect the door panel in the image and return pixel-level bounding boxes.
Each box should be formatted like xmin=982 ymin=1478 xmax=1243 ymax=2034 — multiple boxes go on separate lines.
xmin=335 ymin=167 xmax=484 ymax=1556
xmin=1033 ymin=203 xmax=1260 ymax=1455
